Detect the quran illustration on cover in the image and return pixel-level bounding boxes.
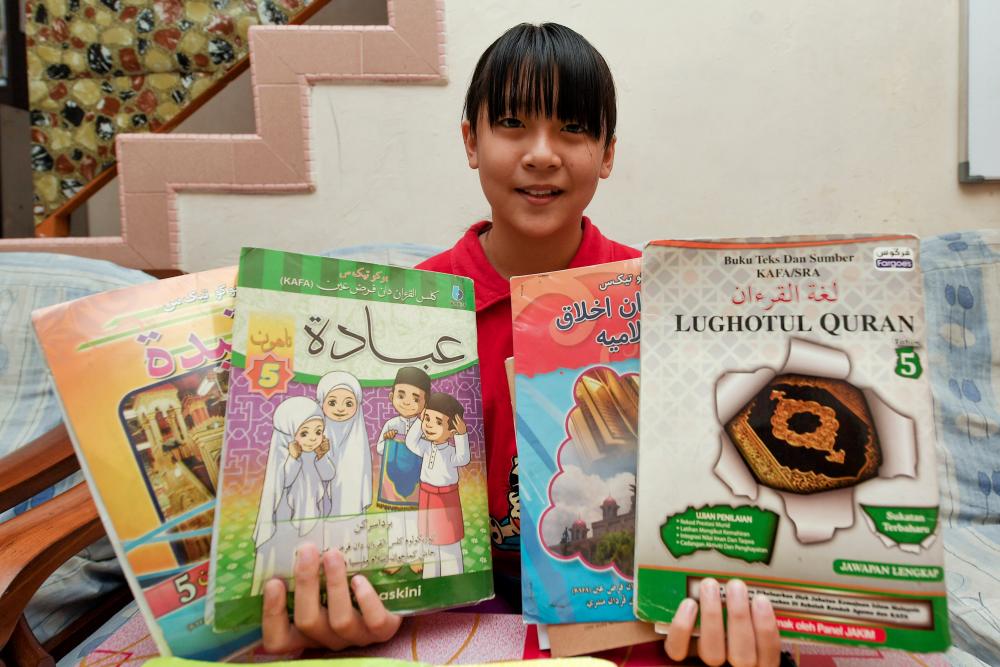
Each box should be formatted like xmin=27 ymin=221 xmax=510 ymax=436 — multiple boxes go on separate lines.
xmin=32 ymin=268 xmax=260 ymax=660
xmin=634 ymin=236 xmax=950 ymax=652
xmin=511 ymin=259 xmax=642 ymax=624
xmin=210 ymin=249 xmax=492 ymax=631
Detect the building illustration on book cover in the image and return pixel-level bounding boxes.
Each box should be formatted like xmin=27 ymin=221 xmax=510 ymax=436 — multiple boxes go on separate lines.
xmin=210 ymin=249 xmax=492 ymax=631
xmin=120 ymin=366 xmax=230 ymax=565
xmin=511 ymin=259 xmax=641 ymax=624
xmin=32 ymin=268 xmax=260 ymax=660
xmin=557 ymin=484 xmax=636 ymax=573
xmin=634 ymin=236 xmax=950 ymax=652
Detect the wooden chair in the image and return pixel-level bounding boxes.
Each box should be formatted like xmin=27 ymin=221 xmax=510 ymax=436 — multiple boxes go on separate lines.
xmin=0 ymin=424 xmax=133 ymax=667
xmin=0 ymin=268 xmax=182 ymax=667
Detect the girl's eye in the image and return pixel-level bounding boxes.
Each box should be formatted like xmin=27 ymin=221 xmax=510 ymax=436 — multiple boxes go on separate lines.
xmin=497 ymin=117 xmax=524 ymax=129
xmin=562 ymin=123 xmax=587 ymax=134
xmin=328 ymin=399 xmax=336 ymax=406
xmin=345 ymin=400 xmax=354 ymax=408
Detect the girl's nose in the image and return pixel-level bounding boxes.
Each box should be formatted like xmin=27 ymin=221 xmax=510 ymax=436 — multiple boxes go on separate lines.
xmin=522 ymin=131 xmax=562 ymax=170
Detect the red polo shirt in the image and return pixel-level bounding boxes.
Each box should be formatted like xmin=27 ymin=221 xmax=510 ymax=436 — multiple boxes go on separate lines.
xmin=417 ymin=218 xmax=641 ymax=590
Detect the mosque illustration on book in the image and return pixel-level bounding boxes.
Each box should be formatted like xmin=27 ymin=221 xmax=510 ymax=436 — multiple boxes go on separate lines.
xmin=555 ymin=485 xmax=636 ymax=575
xmin=119 ymin=365 xmax=229 ymax=563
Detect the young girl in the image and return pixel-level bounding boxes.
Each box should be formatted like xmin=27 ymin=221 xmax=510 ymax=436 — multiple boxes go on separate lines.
xmin=262 ymin=23 xmax=781 ymax=665
xmin=251 ymin=396 xmax=333 ymax=595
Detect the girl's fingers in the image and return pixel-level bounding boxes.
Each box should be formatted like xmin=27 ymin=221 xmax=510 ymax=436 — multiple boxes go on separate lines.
xmin=696 ymin=578 xmax=727 ymax=667
xmin=724 ymin=579 xmax=757 ymax=667
xmin=353 ymin=575 xmax=403 ymax=642
xmin=664 ymin=597 xmax=697 ymax=661
xmin=752 ymin=594 xmax=782 ymax=667
xmin=261 ymin=578 xmax=311 ymax=653
xmin=292 ymin=544 xmax=330 ymax=642
xmin=263 ymin=546 xmax=404 ymax=652
xmin=323 ymin=549 xmax=368 ymax=645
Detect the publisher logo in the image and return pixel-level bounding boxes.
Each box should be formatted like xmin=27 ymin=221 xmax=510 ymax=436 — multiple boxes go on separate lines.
xmin=873 ymin=247 xmax=915 ymax=271
xmin=451 ymin=284 xmax=465 ymax=303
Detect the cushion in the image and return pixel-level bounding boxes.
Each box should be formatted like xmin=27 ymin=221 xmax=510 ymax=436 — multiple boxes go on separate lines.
xmin=0 ymin=252 xmax=154 ymax=642
xmin=943 ymin=524 xmax=1000 ymax=665
xmin=922 ymin=231 xmax=1000 ymax=664
xmin=921 ymin=231 xmax=1000 ymax=523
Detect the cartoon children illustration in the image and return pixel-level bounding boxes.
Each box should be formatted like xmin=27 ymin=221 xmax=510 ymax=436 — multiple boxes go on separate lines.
xmin=404 ymin=391 xmax=470 ymax=579
xmin=251 ymin=396 xmax=333 ymax=594
xmin=317 ymin=371 xmax=372 ymax=566
xmin=376 ymin=367 xmax=431 ymax=573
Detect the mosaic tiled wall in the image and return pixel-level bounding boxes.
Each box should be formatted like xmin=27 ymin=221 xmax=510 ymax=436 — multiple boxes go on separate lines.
xmin=26 ymin=0 xmax=315 ymax=224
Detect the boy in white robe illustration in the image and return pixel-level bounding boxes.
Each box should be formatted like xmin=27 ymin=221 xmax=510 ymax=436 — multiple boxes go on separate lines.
xmin=405 ymin=392 xmax=470 ymax=579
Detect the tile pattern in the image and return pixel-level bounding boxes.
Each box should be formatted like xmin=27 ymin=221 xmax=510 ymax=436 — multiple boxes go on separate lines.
xmin=26 ymin=0 xmax=315 ymax=224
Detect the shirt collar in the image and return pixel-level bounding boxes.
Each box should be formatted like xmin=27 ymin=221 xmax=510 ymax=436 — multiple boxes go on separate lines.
xmin=451 ymin=217 xmax=610 ymax=311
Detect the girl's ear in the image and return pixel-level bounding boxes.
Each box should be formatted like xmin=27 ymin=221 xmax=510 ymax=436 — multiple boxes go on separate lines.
xmin=599 ymin=136 xmax=616 ymax=179
xmin=462 ymin=120 xmax=479 ymax=169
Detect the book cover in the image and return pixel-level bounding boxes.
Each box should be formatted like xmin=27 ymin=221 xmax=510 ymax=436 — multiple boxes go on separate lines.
xmin=210 ymin=248 xmax=492 ymax=630
xmin=634 ymin=236 xmax=949 ymax=652
xmin=32 ymin=267 xmax=260 ymax=660
xmin=511 ymin=259 xmax=642 ymax=624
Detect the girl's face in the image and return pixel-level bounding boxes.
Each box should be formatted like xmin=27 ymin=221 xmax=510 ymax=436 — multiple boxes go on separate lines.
xmin=296 ymin=417 xmax=325 ymax=452
xmin=323 ymin=387 xmax=358 ymax=421
xmin=462 ymin=111 xmax=615 ymax=241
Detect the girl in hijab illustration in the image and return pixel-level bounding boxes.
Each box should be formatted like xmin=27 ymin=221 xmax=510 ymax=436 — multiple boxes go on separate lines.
xmin=251 ymin=396 xmax=334 ymax=594
xmin=317 ymin=371 xmax=373 ymax=567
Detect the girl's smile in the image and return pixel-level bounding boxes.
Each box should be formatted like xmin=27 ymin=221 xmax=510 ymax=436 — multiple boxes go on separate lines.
xmin=463 ymin=111 xmax=615 ymax=265
xmin=515 ymin=184 xmax=564 ymax=205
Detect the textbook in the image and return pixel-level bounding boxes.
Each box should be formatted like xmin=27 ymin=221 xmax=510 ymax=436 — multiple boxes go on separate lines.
xmin=210 ymin=248 xmax=492 ymax=630
xmin=634 ymin=236 xmax=950 ymax=652
xmin=32 ymin=268 xmax=260 ymax=660
xmin=511 ymin=259 xmax=642 ymax=624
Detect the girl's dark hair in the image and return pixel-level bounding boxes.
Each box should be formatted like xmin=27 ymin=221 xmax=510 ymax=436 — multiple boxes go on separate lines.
xmin=464 ymin=23 xmax=616 ymax=147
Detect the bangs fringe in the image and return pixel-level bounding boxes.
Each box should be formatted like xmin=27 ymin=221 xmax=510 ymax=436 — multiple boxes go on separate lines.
xmin=465 ymin=23 xmax=616 ymax=146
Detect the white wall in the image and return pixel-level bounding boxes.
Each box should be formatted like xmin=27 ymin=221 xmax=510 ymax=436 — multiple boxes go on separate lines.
xmin=171 ymin=0 xmax=999 ymax=272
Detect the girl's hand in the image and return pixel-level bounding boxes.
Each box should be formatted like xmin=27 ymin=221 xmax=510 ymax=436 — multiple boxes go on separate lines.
xmin=664 ymin=578 xmax=781 ymax=667
xmin=261 ymin=544 xmax=402 ymax=653
xmin=452 ymin=415 xmax=467 ymax=436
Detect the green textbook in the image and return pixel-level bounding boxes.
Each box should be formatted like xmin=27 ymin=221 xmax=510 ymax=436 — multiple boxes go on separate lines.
xmin=210 ymin=248 xmax=493 ymax=630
